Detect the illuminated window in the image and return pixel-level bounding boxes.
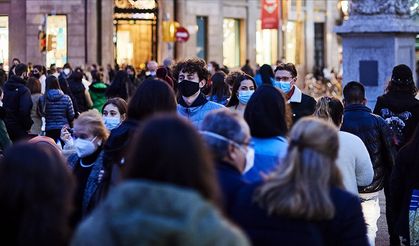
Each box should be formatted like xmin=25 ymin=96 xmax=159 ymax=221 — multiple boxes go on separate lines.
xmin=223 ymin=18 xmax=241 ymax=68
xmin=256 ymin=20 xmax=278 ymax=66
xmin=285 ymin=21 xmax=297 ymax=64
xmin=46 ymin=15 xmax=67 ymax=67
xmin=0 ymin=16 xmax=8 ymax=70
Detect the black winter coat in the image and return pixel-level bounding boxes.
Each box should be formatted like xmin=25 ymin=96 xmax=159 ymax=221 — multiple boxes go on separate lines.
xmin=391 ymin=142 xmax=419 ymax=242
xmin=230 ymin=183 xmax=368 ymax=246
xmin=290 ymin=93 xmax=316 ymax=123
xmin=373 ymin=91 xmax=419 ymax=150
xmin=68 ymin=77 xmax=89 ymax=113
xmin=3 ymin=75 xmax=33 ymax=140
xmin=341 ymin=104 xmax=396 ymax=193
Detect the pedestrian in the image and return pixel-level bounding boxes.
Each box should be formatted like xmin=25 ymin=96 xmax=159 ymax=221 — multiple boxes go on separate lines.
xmin=174 ymin=58 xmax=224 ymax=128
xmin=314 ymin=96 xmax=373 ymax=195
xmin=106 ymin=64 xmax=115 ymax=83
xmin=0 ymin=88 xmax=11 ymax=151
xmin=65 ymin=110 xmax=109 ymax=226
xmin=27 ymin=77 xmax=42 ymax=136
xmin=0 ymin=143 xmax=75 ymax=246
xmin=373 ymin=64 xmax=419 ymax=150
xmin=30 ymin=64 xmax=47 ymax=94
xmin=207 ymin=71 xmax=230 ymax=106
xmin=226 ymin=71 xmax=257 ymax=116
xmin=231 ymin=118 xmax=369 ymax=246
xmin=258 ymin=64 xmax=275 ymax=87
xmin=274 ymin=63 xmax=317 ymax=123
xmin=3 ymin=63 xmax=33 ymax=142
xmin=102 ymin=79 xmax=177 ymax=198
xmin=341 ymin=81 xmax=397 ymax=246
xmin=145 ymin=60 xmax=158 ymax=79
xmin=58 ymin=71 xmax=80 ymax=117
xmin=38 ymin=76 xmax=75 ymax=142
xmin=126 ymin=65 xmax=141 ymax=97
xmin=391 ymin=124 xmax=419 ymax=245
xmin=0 ymin=63 xmax=7 ymax=87
xmin=106 ymin=70 xmax=129 ymax=100
xmin=241 ymin=59 xmax=255 ymax=77
xmin=156 ymin=66 xmax=174 ymax=88
xmin=9 ymin=57 xmax=20 ymax=76
xmin=243 ymin=85 xmax=291 ymax=183
xmin=200 ymin=109 xmax=252 ymax=214
xmin=89 ymin=71 xmax=108 ymax=112
xmin=72 ymin=115 xmax=250 ymax=246
xmin=101 ymin=97 xmax=127 ymax=131
xmin=68 ymin=71 xmax=92 ymax=113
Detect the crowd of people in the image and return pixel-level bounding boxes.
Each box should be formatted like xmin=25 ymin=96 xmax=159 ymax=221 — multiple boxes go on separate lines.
xmin=0 ymin=56 xmax=419 ymax=246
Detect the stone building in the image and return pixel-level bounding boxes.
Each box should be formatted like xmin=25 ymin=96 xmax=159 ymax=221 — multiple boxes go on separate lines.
xmin=0 ymin=0 xmax=347 ymax=77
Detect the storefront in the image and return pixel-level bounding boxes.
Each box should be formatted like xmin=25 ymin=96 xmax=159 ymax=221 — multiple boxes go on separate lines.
xmin=113 ymin=0 xmax=158 ymax=69
xmin=0 ymin=16 xmax=8 ymax=70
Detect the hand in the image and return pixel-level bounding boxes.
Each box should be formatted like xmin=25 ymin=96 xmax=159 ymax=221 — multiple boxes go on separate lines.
xmin=60 ymin=126 xmax=72 ymax=143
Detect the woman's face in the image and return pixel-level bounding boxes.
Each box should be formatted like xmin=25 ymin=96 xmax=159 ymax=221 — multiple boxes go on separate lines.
xmin=238 ymin=79 xmax=255 ymax=92
xmin=73 ymin=123 xmax=96 ymax=141
xmin=103 ymin=104 xmax=124 ymax=121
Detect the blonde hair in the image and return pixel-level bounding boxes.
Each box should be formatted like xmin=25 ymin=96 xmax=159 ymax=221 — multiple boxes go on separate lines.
xmin=255 ymin=117 xmax=342 ymax=220
xmin=75 ymin=110 xmax=109 ymax=140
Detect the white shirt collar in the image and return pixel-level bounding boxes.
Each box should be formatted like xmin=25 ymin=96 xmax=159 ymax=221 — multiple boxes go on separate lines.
xmin=288 ymin=86 xmax=302 ymax=103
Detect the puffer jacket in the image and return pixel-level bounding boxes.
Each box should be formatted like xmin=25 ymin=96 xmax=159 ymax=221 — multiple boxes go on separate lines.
xmin=341 ymin=104 xmax=396 ymax=193
xmin=39 ymin=89 xmax=75 ymax=131
xmin=3 ymin=75 xmax=33 ymax=138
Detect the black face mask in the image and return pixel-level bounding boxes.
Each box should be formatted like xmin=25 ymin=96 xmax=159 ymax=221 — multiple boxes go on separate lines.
xmin=178 ymin=80 xmax=200 ymax=97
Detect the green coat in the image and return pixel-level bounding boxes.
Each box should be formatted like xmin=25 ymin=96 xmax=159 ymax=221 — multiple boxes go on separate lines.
xmin=89 ymin=81 xmax=108 ymax=112
xmin=72 ymin=180 xmax=250 ymax=246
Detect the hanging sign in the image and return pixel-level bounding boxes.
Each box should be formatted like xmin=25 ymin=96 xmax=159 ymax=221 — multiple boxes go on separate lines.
xmin=261 ymin=0 xmax=279 ymax=29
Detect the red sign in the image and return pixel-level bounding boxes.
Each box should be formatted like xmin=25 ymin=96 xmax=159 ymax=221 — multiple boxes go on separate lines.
xmin=261 ymin=0 xmax=279 ymax=29
xmin=175 ymin=27 xmax=190 ymax=42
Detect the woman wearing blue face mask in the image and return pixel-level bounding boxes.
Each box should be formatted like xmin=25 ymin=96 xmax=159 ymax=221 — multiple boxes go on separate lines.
xmin=101 ymin=97 xmax=128 ymax=131
xmin=226 ymin=72 xmax=257 ymax=116
xmin=65 ymin=110 xmax=109 ymax=227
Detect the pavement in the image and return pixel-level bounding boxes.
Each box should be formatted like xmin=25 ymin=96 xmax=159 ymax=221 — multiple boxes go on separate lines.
xmin=376 ymin=191 xmax=390 ymax=246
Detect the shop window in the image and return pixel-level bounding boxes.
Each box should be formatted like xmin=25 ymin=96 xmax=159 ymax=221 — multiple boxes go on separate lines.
xmin=314 ymin=22 xmax=325 ymax=69
xmin=0 ymin=16 xmax=8 ymax=71
xmin=223 ymin=18 xmax=241 ymax=68
xmin=256 ymin=20 xmax=278 ymax=66
xmin=46 ymin=15 xmax=67 ymax=67
xmin=196 ymin=16 xmax=207 ymax=61
xmin=285 ymin=21 xmax=297 ymax=64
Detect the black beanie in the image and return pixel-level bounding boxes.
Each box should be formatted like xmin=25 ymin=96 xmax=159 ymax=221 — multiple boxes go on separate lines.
xmin=391 ymin=64 xmax=413 ymax=85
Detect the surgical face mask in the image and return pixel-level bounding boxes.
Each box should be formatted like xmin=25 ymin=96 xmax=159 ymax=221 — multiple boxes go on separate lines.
xmin=273 ymin=81 xmax=292 ymax=94
xmin=64 ymin=68 xmax=71 ymax=75
xmin=200 ymin=131 xmax=254 ymax=174
xmin=237 ymin=90 xmax=254 ymax=105
xmin=103 ymin=116 xmax=121 ymax=131
xmin=74 ymin=136 xmax=97 ymax=158
xmin=178 ymin=79 xmax=200 ymax=97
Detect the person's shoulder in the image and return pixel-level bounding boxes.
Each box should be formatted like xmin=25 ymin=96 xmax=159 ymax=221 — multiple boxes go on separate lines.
xmin=338 ymin=131 xmax=364 ymax=144
xmin=206 ymin=100 xmax=225 ymax=109
xmin=301 ymin=93 xmax=316 ymax=104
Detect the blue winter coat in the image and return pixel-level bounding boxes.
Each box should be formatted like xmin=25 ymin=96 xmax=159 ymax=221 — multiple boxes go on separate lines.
xmin=39 ymin=89 xmax=75 ymax=131
xmin=230 ymin=183 xmax=369 ymax=246
xmin=244 ymin=136 xmax=288 ymax=183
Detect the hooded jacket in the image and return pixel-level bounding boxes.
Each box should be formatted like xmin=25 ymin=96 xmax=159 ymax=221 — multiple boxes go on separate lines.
xmin=89 ymin=81 xmax=108 ymax=112
xmin=341 ymin=104 xmax=396 ymax=193
xmin=373 ymin=91 xmax=419 ymax=149
xmin=3 ymin=75 xmax=33 ymax=138
xmin=39 ymin=89 xmax=75 ymax=131
xmin=71 ymin=180 xmax=250 ymax=246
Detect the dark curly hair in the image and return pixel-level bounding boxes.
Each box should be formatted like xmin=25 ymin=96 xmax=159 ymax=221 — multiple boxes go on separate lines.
xmin=172 ymin=58 xmax=210 ymax=83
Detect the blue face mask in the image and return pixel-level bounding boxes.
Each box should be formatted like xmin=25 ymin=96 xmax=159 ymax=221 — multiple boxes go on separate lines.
xmin=273 ymin=81 xmax=292 ymax=94
xmin=237 ymin=90 xmax=254 ymax=105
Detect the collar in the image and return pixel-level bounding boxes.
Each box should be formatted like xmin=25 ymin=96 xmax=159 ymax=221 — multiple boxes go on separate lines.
xmin=344 ymin=104 xmax=372 ymax=113
xmin=288 ymin=85 xmax=302 ymax=103
xmin=217 ymin=160 xmax=242 ymax=175
xmin=178 ymin=93 xmax=208 ymax=107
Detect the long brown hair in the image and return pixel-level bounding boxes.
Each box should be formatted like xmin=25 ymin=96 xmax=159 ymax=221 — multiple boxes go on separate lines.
xmin=255 ymin=117 xmax=342 ymax=220
xmin=124 ymin=114 xmax=221 ymax=206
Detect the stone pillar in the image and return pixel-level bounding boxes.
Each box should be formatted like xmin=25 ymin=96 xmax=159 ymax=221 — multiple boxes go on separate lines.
xmin=101 ymin=0 xmax=114 ymax=67
xmin=335 ymin=0 xmax=419 ymax=108
xmin=247 ymin=0 xmax=258 ymax=67
xmin=9 ymin=0 xmax=26 ymax=63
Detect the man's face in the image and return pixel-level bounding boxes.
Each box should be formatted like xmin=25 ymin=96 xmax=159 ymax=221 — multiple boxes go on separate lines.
xmin=275 ymin=70 xmax=296 ymax=87
xmin=178 ymin=70 xmax=205 ymax=88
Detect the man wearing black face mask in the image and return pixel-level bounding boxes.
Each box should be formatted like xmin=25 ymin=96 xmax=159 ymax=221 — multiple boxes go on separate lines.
xmin=3 ymin=63 xmax=33 ymax=141
xmin=173 ymin=58 xmax=224 ymax=128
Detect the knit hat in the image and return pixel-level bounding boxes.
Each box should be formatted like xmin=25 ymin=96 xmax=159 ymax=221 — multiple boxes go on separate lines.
xmin=391 ymin=64 xmax=413 ymax=85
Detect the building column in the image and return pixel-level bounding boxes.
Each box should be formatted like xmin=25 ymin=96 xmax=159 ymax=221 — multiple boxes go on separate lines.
xmin=9 ymin=0 xmax=26 ymax=64
xmin=304 ymin=0 xmax=314 ymax=73
xmin=101 ymin=0 xmax=114 ymax=67
xmin=247 ymin=0 xmax=258 ymax=67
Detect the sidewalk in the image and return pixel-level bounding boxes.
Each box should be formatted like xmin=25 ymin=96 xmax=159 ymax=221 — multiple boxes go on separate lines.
xmin=376 ymin=191 xmax=389 ymax=246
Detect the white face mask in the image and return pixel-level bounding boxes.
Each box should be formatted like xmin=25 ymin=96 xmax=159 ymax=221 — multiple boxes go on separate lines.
xmin=200 ymin=131 xmax=254 ymax=174
xmin=74 ymin=136 xmax=97 ymax=158
xmin=64 ymin=68 xmax=71 ymax=75
xmin=103 ymin=116 xmax=121 ymax=131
